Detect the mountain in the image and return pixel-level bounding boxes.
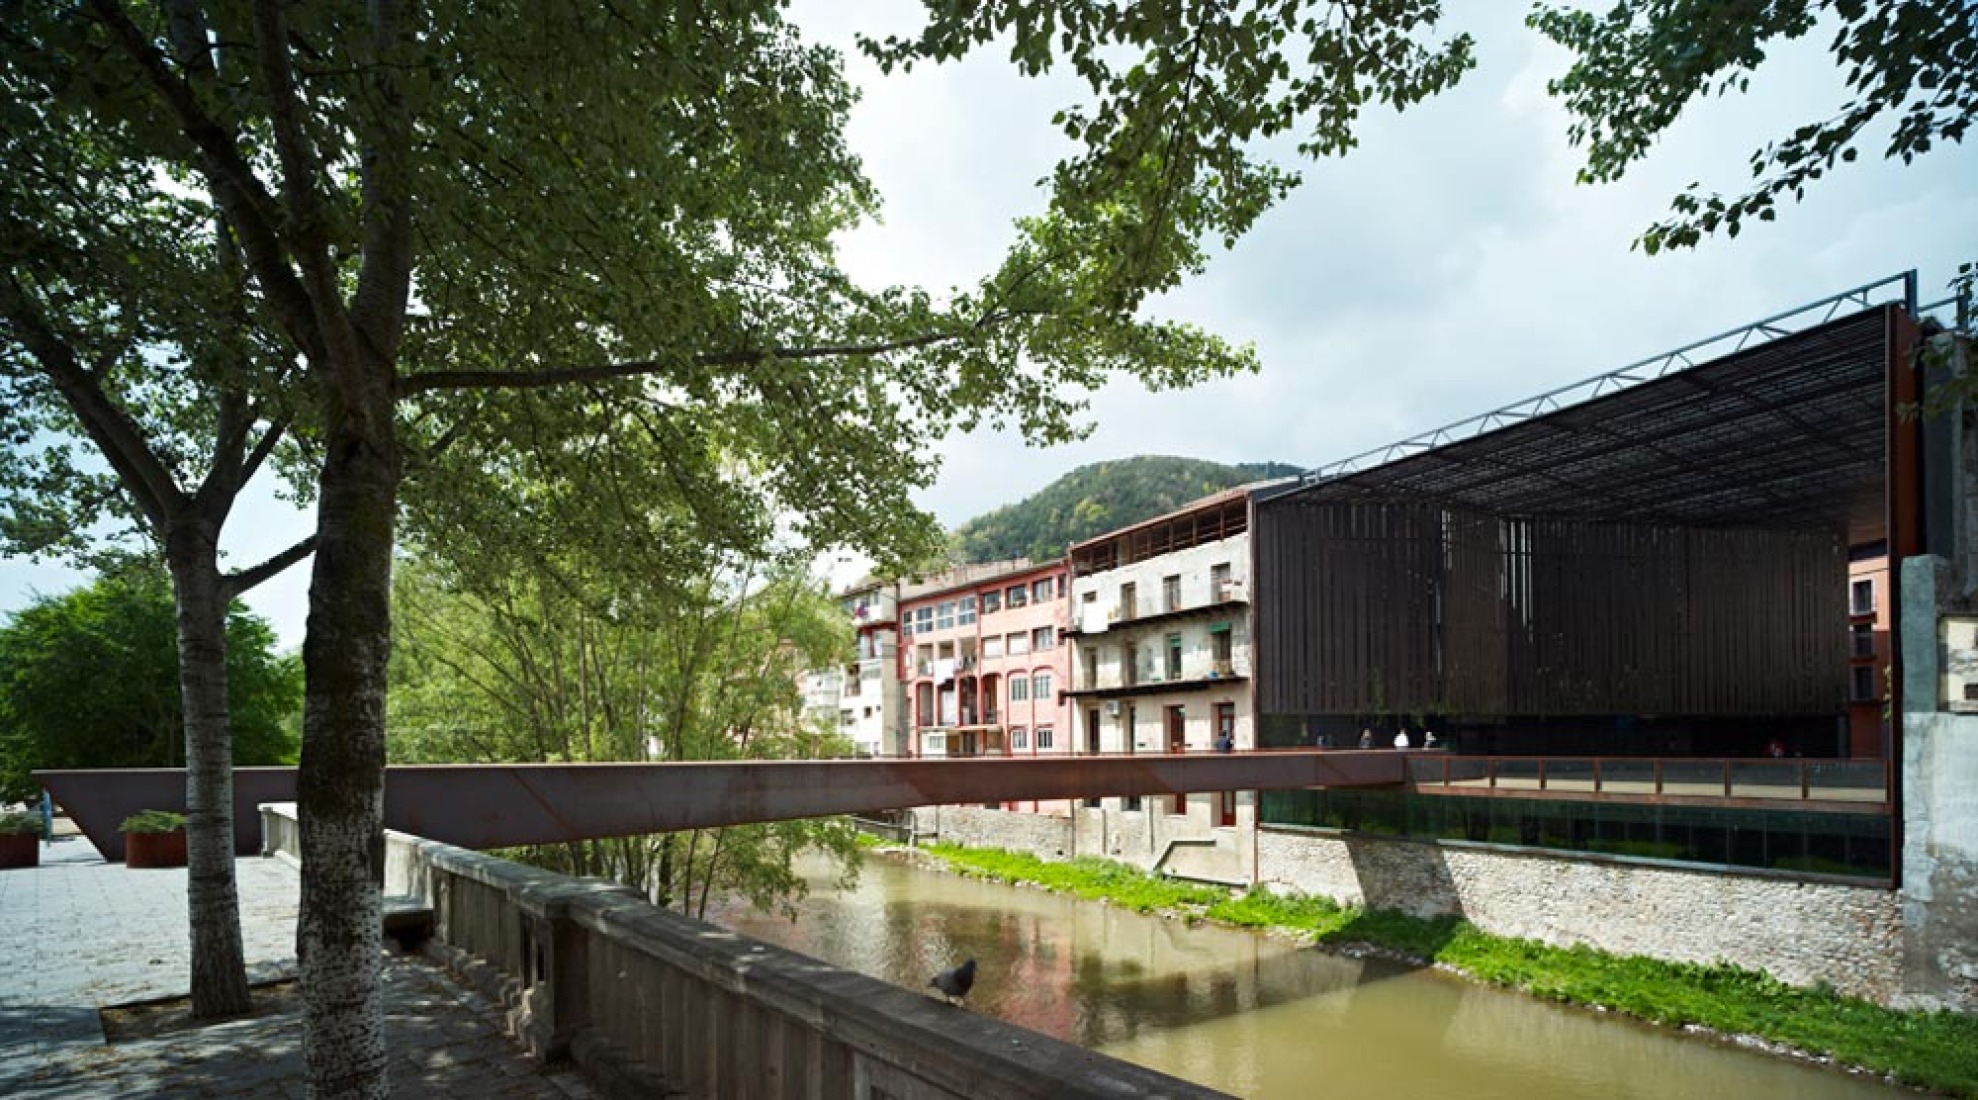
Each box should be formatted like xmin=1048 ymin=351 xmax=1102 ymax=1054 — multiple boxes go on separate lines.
xmin=950 ymin=456 xmax=1302 ymax=564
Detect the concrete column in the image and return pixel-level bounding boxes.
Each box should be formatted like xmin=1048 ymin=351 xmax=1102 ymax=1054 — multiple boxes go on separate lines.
xmin=1898 ymin=555 xmax=1978 ymax=1011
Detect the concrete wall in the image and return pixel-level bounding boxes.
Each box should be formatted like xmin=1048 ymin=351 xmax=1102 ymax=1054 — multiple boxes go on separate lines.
xmin=263 ymin=804 xmax=1227 ymax=1100
xmin=918 ymin=804 xmax=1075 ymax=860
xmin=1900 ymin=714 xmax=1978 ymax=1010
xmin=1256 ymin=828 xmax=1903 ymax=1002
xmin=1899 ymin=555 xmax=1978 ymax=1012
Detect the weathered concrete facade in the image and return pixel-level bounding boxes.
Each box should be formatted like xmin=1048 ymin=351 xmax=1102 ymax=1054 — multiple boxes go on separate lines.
xmin=1255 ymin=828 xmax=1903 ymax=1001
xmin=1898 ymin=555 xmax=1978 ymax=1012
xmin=918 ymin=803 xmax=1257 ymax=887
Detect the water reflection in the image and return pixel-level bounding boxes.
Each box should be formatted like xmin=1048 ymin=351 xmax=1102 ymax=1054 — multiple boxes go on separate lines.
xmin=707 ymin=855 xmax=1906 ymax=1099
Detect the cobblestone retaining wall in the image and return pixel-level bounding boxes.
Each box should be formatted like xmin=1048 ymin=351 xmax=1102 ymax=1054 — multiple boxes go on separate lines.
xmin=1256 ymin=828 xmax=1904 ymax=1003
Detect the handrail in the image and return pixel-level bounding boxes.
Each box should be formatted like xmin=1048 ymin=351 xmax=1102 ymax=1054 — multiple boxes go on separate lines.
xmin=1407 ymin=754 xmax=1889 ymax=807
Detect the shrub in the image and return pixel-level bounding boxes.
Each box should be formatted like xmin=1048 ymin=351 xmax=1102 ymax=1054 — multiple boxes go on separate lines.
xmin=118 ymin=810 xmax=186 ymax=834
xmin=0 ymin=811 xmax=42 ymax=835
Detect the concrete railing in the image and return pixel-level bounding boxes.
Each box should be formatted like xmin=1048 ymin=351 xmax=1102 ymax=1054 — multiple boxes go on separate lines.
xmin=262 ymin=804 xmax=1225 ymax=1100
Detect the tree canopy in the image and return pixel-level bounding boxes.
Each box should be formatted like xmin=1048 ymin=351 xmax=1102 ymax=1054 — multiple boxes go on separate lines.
xmin=951 ymin=456 xmax=1300 ymax=564
xmin=0 ymin=566 xmax=300 ymax=802
xmin=1531 ymin=0 xmax=1977 ymax=256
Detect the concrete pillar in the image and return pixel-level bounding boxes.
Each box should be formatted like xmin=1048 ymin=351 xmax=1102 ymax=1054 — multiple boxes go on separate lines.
xmin=1898 ymin=555 xmax=1978 ymax=1011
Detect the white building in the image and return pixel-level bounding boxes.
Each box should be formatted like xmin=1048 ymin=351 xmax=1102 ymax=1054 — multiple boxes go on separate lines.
xmin=1063 ymin=487 xmax=1266 ymax=882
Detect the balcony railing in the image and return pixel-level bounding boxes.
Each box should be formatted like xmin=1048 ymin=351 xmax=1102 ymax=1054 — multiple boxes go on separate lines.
xmin=1406 ymin=755 xmax=1890 ymax=811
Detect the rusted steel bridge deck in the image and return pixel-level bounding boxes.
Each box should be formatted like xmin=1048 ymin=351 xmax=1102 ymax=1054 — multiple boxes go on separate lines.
xmin=37 ymin=750 xmax=1406 ymax=860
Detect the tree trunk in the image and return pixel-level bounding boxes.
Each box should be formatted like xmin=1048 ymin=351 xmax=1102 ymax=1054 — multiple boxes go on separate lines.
xmin=298 ymin=377 xmax=400 ymax=1100
xmin=167 ymin=521 xmax=253 ymax=1019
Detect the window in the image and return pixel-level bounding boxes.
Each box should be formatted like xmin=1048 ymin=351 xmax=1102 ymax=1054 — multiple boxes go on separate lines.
xmin=1033 ymin=578 xmax=1053 ymax=602
xmin=936 ymin=600 xmax=956 ymax=631
xmin=1851 ymin=665 xmax=1878 ymax=701
xmin=1850 ymin=579 xmax=1875 ymax=617
xmin=1851 ymin=623 xmax=1875 ymax=658
xmin=1082 ymin=590 xmax=1097 ymax=604
xmin=1010 ymin=677 xmax=1031 ymax=703
xmin=1165 ymin=633 xmax=1182 ymax=680
xmin=1006 ymin=584 xmax=1028 ymax=608
xmin=983 ymin=635 xmax=1004 ymax=659
xmin=1083 ymin=647 xmax=1098 ymax=689
xmin=1011 ymin=727 xmax=1028 ymax=750
xmin=1125 ymin=794 xmax=1143 ymax=811
xmin=959 ymin=596 xmax=977 ymax=626
xmin=1035 ymin=726 xmax=1054 ymax=749
xmin=1057 ymin=576 xmax=1067 ymax=598
xmin=1032 ymin=626 xmax=1055 ymax=651
xmin=1163 ymin=574 xmax=1181 ymax=612
xmin=1211 ymin=562 xmax=1231 ymax=600
xmin=1032 ymin=671 xmax=1052 ymax=698
xmin=1007 ymin=632 xmax=1030 ymax=656
xmin=1211 ymin=624 xmax=1232 ymax=669
xmin=913 ymin=607 xmax=933 ymax=635
xmin=1120 ymin=582 xmax=1137 ymax=619
xmin=982 ymin=590 xmax=1001 ymax=614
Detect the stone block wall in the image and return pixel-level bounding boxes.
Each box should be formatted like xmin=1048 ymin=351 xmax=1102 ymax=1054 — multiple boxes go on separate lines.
xmin=917 ymin=804 xmax=1075 ymax=859
xmin=1256 ymin=828 xmax=1904 ymax=1003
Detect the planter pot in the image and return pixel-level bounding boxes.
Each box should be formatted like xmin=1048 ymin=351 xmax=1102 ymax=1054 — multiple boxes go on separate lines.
xmin=0 ymin=832 xmax=37 ymax=870
xmin=124 ymin=828 xmax=187 ymax=869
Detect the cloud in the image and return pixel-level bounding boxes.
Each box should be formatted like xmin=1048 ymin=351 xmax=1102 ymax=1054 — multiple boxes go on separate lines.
xmin=8 ymin=3 xmax=1973 ymax=641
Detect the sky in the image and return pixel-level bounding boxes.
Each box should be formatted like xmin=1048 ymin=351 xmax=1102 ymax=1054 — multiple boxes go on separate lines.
xmin=2 ymin=1 xmax=1974 ymax=649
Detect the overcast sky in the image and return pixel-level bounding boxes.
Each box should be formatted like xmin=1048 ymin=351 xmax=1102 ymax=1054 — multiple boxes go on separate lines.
xmin=3 ymin=1 xmax=1974 ymax=648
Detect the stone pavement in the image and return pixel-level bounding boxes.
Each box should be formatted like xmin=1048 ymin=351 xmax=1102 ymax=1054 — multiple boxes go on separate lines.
xmin=0 ymin=831 xmax=596 ymax=1099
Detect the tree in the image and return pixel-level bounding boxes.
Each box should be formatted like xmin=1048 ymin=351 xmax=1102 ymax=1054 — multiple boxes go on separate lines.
xmin=0 ymin=566 xmax=300 ymax=802
xmin=389 ymin=554 xmax=862 ymax=920
xmin=11 ymin=3 xmax=1474 ymax=1096
xmin=1529 ymin=0 xmax=1978 ymax=257
xmin=1 ymin=27 xmax=318 ymax=1018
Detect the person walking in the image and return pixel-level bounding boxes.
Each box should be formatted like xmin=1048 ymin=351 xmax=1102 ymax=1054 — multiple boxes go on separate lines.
xmin=1358 ymin=728 xmax=1373 ymax=750
xmin=1393 ymin=729 xmax=1411 ymax=750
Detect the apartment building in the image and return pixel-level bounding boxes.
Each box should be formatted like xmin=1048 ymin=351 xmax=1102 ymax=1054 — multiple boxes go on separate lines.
xmin=837 ymin=578 xmax=904 ymax=758
xmin=900 ymin=559 xmax=1071 ymax=760
xmin=1063 ymin=488 xmax=1260 ymax=877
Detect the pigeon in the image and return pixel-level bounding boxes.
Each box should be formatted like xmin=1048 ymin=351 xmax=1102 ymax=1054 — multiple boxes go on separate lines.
xmin=929 ymin=958 xmax=977 ymax=1005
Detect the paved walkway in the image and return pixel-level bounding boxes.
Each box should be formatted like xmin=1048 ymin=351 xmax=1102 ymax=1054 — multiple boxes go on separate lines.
xmin=0 ymin=832 xmax=595 ymax=1099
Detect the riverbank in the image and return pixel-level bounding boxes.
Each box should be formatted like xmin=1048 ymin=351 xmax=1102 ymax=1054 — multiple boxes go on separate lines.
xmin=903 ymin=842 xmax=1978 ymax=1098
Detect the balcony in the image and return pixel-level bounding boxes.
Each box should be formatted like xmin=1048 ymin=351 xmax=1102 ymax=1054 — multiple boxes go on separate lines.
xmin=1065 ymin=669 xmax=1250 ymax=701
xmin=1063 ymin=596 xmax=1245 ymax=638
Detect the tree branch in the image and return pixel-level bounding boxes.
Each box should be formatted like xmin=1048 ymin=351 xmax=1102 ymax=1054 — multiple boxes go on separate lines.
xmin=348 ymin=0 xmax=415 ymax=368
xmin=86 ymin=0 xmax=325 ymax=364
xmin=236 ymin=411 xmax=291 ymax=488
xmin=396 ymin=330 xmax=975 ymax=397
xmin=222 ymin=534 xmax=316 ymax=598
xmin=0 ymin=274 xmax=183 ymax=531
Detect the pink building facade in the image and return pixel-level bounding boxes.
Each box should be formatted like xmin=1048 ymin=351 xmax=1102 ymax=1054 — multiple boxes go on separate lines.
xmin=900 ymin=560 xmax=1071 ymax=761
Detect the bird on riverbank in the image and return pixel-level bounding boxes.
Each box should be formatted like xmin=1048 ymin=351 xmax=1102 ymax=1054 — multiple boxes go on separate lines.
xmin=929 ymin=958 xmax=977 ymax=1006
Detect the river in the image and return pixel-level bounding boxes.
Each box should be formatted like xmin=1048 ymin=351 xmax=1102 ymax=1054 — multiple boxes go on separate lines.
xmin=705 ymin=852 xmax=1912 ymax=1099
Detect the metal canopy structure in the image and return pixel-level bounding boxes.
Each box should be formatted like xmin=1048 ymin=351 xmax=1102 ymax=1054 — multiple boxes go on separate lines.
xmin=1276 ymin=304 xmax=1897 ymax=541
xmin=1251 ymin=277 xmax=1924 ymax=728
xmin=1278 ymin=273 xmax=1927 ymax=547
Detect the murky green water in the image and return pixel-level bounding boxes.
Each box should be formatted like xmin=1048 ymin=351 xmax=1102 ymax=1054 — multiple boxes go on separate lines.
xmin=706 ymin=853 xmax=1912 ymax=1099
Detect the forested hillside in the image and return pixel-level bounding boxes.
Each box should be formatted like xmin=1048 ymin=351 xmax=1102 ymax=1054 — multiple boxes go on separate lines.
xmin=951 ymin=456 xmax=1300 ymax=564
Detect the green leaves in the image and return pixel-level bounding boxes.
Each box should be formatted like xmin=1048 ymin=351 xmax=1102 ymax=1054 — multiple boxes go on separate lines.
xmin=1531 ymin=0 xmax=1978 ymax=255
xmin=0 ymin=567 xmax=301 ymax=802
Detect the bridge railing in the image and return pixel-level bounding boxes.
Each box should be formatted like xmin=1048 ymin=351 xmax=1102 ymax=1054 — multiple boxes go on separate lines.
xmin=262 ymin=804 xmax=1227 ymax=1100
xmin=1405 ymin=755 xmax=1891 ymax=809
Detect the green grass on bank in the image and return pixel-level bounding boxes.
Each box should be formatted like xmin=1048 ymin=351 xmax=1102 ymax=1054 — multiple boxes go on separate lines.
xmin=917 ymin=843 xmax=1978 ymax=1098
